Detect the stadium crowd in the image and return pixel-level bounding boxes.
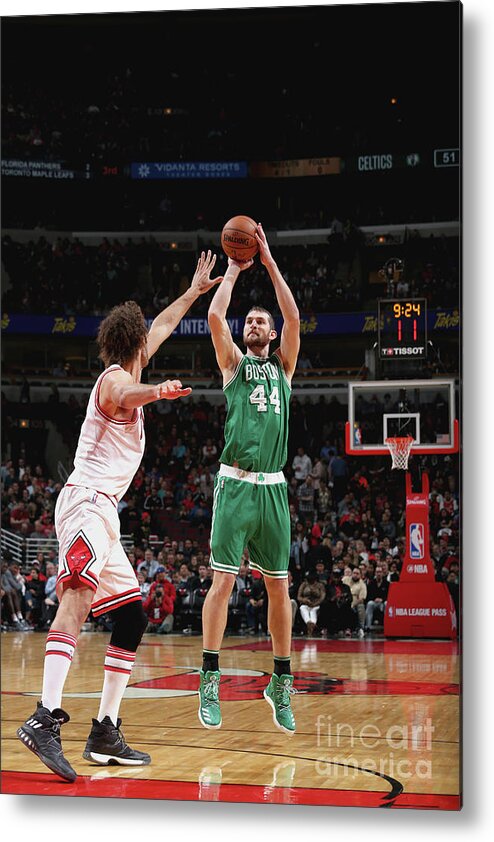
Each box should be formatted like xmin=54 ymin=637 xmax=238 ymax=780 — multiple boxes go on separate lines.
xmin=1 ymin=392 xmax=460 ymax=636
xmin=2 ymin=232 xmax=459 ymax=320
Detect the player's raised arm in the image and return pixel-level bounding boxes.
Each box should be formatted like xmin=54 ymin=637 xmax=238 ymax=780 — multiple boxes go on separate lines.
xmin=255 ymin=223 xmax=300 ymax=381
xmin=99 ymin=367 xmax=192 ymax=412
xmin=146 ymin=250 xmax=222 ymax=359
xmin=207 ymin=257 xmax=252 ymax=381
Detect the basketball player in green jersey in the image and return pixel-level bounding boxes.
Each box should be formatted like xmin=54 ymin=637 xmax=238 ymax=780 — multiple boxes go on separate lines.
xmin=198 ymin=223 xmax=300 ymax=734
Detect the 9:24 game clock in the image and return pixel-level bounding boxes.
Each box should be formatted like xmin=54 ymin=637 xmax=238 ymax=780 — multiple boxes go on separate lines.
xmin=378 ymin=298 xmax=428 ymax=359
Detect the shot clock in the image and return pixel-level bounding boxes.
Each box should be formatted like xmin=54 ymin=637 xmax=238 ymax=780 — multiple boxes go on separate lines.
xmin=378 ymin=298 xmax=427 ymax=359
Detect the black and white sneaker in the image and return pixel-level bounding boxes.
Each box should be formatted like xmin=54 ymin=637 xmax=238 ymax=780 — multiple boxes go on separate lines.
xmin=17 ymin=702 xmax=77 ymax=782
xmin=83 ymin=716 xmax=151 ymax=766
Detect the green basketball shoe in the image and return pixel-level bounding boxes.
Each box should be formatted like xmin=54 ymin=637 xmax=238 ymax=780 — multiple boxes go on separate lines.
xmin=263 ymin=674 xmax=296 ymax=735
xmin=198 ymin=669 xmax=222 ymax=729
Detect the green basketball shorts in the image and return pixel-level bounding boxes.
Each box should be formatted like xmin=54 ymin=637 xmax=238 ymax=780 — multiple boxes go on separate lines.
xmin=209 ymin=465 xmax=290 ymax=578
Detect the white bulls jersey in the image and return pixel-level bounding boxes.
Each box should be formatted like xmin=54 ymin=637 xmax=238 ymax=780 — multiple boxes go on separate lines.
xmin=66 ymin=364 xmax=145 ymax=501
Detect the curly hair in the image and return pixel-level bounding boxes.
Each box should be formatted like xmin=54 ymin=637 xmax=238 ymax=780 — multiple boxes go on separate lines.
xmin=97 ymin=301 xmax=148 ymax=368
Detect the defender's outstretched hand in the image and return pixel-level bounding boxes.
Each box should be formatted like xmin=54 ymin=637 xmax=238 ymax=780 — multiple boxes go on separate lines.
xmin=191 ymin=250 xmax=223 ymax=294
xmin=254 ymin=223 xmax=274 ymax=267
xmin=158 ymin=380 xmax=192 ymax=400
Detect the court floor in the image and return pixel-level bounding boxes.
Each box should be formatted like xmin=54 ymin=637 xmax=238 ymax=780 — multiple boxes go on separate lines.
xmin=1 ymin=631 xmax=460 ymax=809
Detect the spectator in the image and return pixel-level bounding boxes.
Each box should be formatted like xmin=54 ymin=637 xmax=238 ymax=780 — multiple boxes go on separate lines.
xmin=339 ymin=510 xmax=360 ymax=539
xmin=387 ymin=559 xmax=400 ymax=582
xmin=1 ymin=561 xmax=27 ymax=629
xmin=290 ymin=521 xmax=308 ymax=575
xmin=189 ymin=563 xmax=212 ymax=593
xmin=137 ymin=548 xmax=160 ymax=582
xmin=297 ymin=475 xmax=316 ymax=523
xmin=318 ymin=570 xmax=354 ymax=637
xmin=143 ymin=486 xmax=164 ymax=513
xmin=246 ymin=577 xmax=267 ymax=635
xmin=234 ymin=561 xmax=253 ymax=597
xmin=292 ymin=447 xmax=312 ymax=483
xmin=364 ymin=565 xmax=389 ymax=632
xmin=190 ymin=496 xmax=211 ymax=529
xmin=316 ymin=480 xmax=331 ymax=519
xmin=314 ymin=560 xmax=330 ymax=585
xmin=171 ymin=438 xmax=186 ymax=462
xmin=32 ymin=554 xmax=47 ymax=580
xmin=446 ymin=571 xmax=460 ymax=631
xmin=177 ymin=562 xmax=194 ymax=587
xmin=24 ymin=565 xmax=46 ymax=627
xmin=42 ymin=561 xmax=59 ymax=629
xmin=343 ymin=566 xmax=367 ymax=637
xmin=143 ymin=586 xmax=174 ymax=634
xmin=337 ymin=492 xmax=354 ymax=518
xmin=9 ymin=500 xmax=30 ymax=531
xmin=202 ymin=438 xmax=218 ymax=465
xmin=442 ymin=490 xmax=458 ymax=516
xmin=199 ymin=466 xmax=214 ymax=502
xmin=137 ymin=570 xmax=150 ymax=601
xmin=310 ymin=456 xmax=327 ymax=490
xmin=287 ymin=570 xmax=299 ymax=629
xmin=329 ymin=452 xmax=348 ymax=503
xmin=148 ymin=567 xmax=176 ymax=608
xmin=380 ymin=511 xmax=397 ymax=542
xmin=297 ymin=571 xmax=326 ymax=637
xmin=173 ymin=564 xmax=195 ymax=627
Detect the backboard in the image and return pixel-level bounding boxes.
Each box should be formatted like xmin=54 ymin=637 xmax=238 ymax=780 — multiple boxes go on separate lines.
xmin=345 ymin=378 xmax=459 ymax=456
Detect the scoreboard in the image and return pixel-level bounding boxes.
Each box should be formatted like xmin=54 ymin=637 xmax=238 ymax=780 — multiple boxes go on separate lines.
xmin=378 ymin=298 xmax=428 ymax=360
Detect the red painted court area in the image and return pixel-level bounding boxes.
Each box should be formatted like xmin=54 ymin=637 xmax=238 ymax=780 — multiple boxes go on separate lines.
xmin=134 ymin=671 xmax=458 ymax=699
xmin=227 ymin=639 xmax=460 ymax=656
xmin=1 ymin=770 xmax=461 ymax=810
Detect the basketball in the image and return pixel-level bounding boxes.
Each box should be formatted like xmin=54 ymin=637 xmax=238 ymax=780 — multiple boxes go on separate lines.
xmin=221 ymin=215 xmax=259 ymax=261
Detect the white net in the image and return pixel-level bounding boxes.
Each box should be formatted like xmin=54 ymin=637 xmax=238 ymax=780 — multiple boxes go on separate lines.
xmin=385 ymin=436 xmax=414 ymax=470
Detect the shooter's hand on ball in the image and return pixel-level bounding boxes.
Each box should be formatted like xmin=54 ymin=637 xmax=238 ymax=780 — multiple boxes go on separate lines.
xmin=227 ymin=256 xmax=254 ymax=272
xmin=191 ymin=250 xmax=223 ymax=294
xmin=254 ymin=222 xmax=275 ymax=268
xmin=157 ymin=380 xmax=192 ymax=400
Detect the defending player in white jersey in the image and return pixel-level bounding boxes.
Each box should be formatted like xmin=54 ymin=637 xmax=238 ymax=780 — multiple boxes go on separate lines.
xmin=17 ymin=251 xmax=222 ymax=781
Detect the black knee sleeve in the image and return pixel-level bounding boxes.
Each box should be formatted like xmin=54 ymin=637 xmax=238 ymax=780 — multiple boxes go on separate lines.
xmin=109 ymin=601 xmax=147 ymax=652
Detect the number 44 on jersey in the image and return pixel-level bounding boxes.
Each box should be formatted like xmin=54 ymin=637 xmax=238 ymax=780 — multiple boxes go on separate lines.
xmin=249 ymin=384 xmax=281 ymax=414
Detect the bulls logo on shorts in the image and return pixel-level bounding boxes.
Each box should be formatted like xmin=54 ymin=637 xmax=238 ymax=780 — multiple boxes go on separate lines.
xmin=67 ymin=534 xmax=94 ymax=572
xmin=57 ymin=530 xmax=99 ymax=591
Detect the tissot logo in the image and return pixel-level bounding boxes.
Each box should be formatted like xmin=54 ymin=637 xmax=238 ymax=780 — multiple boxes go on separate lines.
xmin=381 ymin=346 xmax=425 ymax=356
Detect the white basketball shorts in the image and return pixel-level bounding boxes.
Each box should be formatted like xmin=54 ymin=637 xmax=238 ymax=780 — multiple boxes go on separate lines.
xmin=54 ymin=484 xmax=141 ymax=617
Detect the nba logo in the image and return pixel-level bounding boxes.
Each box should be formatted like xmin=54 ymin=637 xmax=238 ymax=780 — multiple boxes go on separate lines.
xmin=353 ymin=424 xmax=362 ymax=445
xmin=409 ymin=523 xmax=424 ymax=559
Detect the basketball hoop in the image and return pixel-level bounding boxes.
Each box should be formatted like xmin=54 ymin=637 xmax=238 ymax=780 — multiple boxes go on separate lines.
xmin=385 ymin=436 xmax=414 ymax=470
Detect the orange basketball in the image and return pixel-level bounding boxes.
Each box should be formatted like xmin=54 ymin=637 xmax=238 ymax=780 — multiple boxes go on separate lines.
xmin=221 ymin=215 xmax=258 ymax=261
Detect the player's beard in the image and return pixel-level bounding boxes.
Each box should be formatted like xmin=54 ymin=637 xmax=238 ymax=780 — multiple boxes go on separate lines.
xmin=244 ymin=331 xmax=269 ymax=354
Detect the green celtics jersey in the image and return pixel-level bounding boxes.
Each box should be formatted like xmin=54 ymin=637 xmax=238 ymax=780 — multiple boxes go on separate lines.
xmin=220 ymin=352 xmax=291 ymax=473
